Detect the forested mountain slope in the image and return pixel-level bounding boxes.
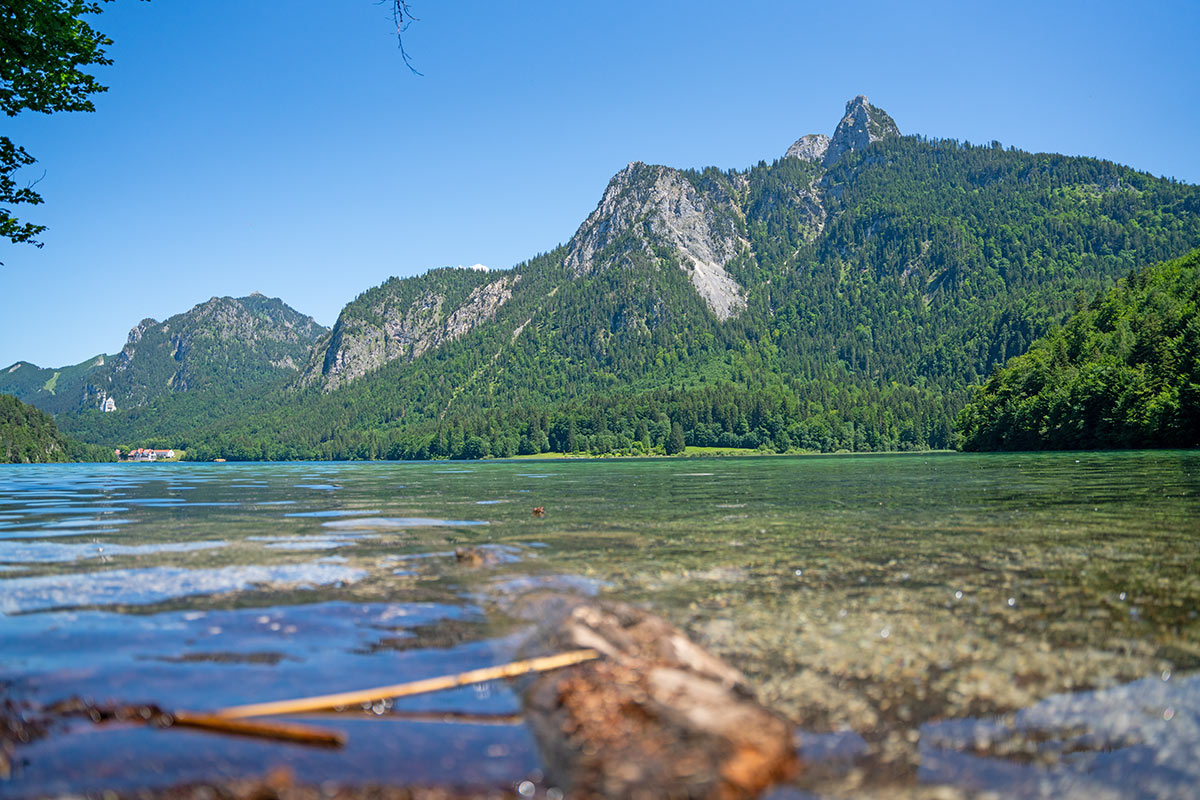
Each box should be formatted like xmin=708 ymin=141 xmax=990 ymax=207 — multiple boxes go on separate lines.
xmin=0 ymin=354 xmax=109 ymax=414
xmin=0 ymin=394 xmax=113 ymax=463
xmin=958 ymin=248 xmax=1200 ymax=450
xmin=4 ymin=294 xmax=327 ymax=421
xmin=53 ymin=97 xmax=1200 ymax=458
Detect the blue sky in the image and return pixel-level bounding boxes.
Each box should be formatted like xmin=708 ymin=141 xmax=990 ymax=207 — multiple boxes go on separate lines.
xmin=2 ymin=0 xmax=1198 ymax=368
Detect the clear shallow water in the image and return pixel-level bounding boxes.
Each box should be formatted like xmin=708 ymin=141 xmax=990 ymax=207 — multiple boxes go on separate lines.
xmin=0 ymin=453 xmax=1198 ymax=799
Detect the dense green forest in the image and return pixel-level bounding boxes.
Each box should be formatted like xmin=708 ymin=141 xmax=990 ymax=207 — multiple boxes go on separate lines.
xmin=0 ymin=393 xmax=114 ymax=463
xmin=958 ymin=248 xmax=1200 ymax=450
xmin=44 ymin=126 xmax=1200 ymax=460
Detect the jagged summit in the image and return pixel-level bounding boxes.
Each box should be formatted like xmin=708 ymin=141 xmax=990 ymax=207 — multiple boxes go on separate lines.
xmin=785 ymin=95 xmax=900 ymax=166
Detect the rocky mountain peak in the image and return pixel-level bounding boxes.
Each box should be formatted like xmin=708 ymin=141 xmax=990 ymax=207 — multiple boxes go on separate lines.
xmin=563 ymin=162 xmax=747 ymax=321
xmin=784 ymin=96 xmax=900 ymax=167
xmin=823 ymin=95 xmax=899 ymax=166
xmin=785 ymin=134 xmax=831 ymax=163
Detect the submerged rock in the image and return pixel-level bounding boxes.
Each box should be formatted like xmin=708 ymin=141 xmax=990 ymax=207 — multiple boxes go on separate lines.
xmin=515 ymin=594 xmax=797 ymax=798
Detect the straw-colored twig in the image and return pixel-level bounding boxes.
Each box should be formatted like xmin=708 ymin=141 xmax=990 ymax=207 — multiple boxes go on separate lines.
xmin=303 ymin=709 xmax=526 ymax=725
xmin=214 ymin=648 xmax=600 ymax=719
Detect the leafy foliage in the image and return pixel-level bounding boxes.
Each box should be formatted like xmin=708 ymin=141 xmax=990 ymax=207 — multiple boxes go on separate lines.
xmin=958 ymin=248 xmax=1200 ymax=450
xmin=1 ymin=0 xmax=120 ymax=252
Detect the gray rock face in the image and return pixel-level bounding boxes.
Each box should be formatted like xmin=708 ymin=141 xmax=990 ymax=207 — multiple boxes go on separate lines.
xmin=564 ymin=162 xmax=747 ymax=321
xmin=303 ymin=273 xmax=520 ymax=392
xmin=785 ymin=133 xmax=831 ymax=163
xmin=822 ymin=94 xmax=900 ymax=166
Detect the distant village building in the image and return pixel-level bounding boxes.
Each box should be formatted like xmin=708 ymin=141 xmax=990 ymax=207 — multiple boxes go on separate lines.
xmin=125 ymin=448 xmax=176 ymax=462
xmin=102 ymin=396 xmax=116 ymax=413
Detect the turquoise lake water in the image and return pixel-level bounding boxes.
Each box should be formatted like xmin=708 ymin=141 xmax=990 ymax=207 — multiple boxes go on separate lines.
xmin=1 ymin=453 xmax=1198 ymax=798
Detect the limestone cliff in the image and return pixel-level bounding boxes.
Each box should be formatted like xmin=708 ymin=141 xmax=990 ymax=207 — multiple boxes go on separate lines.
xmin=822 ymin=95 xmax=900 ymax=166
xmin=302 ymin=270 xmax=520 ymax=392
xmin=785 ymin=133 xmax=831 ymax=163
xmin=564 ymin=162 xmax=748 ymax=321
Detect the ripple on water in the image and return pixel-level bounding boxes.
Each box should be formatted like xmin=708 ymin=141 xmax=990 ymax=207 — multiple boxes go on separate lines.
xmin=43 ymin=518 xmax=134 ymax=528
xmin=0 ymin=540 xmax=227 ymax=564
xmin=321 ymin=517 xmax=489 ymax=530
xmin=0 ymin=564 xmax=366 ymax=614
xmin=248 ymin=534 xmax=377 ymax=551
xmin=283 ymin=510 xmax=382 ymax=518
xmin=0 ymin=527 xmax=124 ymax=540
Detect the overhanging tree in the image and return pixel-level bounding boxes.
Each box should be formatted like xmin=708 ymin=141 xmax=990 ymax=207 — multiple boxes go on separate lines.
xmin=2 ymin=1 xmax=419 ymax=260
xmin=1 ymin=0 xmax=118 ymax=254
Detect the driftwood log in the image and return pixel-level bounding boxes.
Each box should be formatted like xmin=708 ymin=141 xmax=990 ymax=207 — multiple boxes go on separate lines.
xmin=514 ymin=594 xmax=797 ymax=799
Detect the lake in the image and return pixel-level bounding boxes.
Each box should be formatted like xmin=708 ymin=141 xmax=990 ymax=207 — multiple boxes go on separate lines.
xmin=1 ymin=452 xmax=1198 ymax=798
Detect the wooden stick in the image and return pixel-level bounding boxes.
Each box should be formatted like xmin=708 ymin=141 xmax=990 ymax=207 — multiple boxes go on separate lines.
xmin=169 ymin=711 xmax=346 ymax=747
xmin=303 ymin=710 xmax=526 ymax=725
xmin=214 ymin=648 xmax=600 ymax=720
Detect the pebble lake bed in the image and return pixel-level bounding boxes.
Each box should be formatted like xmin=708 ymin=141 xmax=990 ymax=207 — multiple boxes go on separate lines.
xmin=1 ymin=453 xmax=1198 ymax=799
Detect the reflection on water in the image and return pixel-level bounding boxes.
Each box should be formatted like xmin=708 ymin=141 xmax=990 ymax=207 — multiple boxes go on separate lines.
xmin=0 ymin=453 xmax=1197 ymax=798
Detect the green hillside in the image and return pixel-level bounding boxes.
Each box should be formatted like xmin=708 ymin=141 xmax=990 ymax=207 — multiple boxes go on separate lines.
xmin=7 ymin=294 xmax=326 ymax=425
xmin=0 ymin=394 xmax=114 ymax=463
xmin=49 ymin=98 xmax=1200 ymax=459
xmin=0 ymin=354 xmax=109 ymax=413
xmin=958 ymin=248 xmax=1200 ymax=450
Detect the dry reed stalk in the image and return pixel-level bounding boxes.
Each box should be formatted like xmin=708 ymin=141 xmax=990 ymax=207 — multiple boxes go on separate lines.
xmin=214 ymin=648 xmax=600 ymax=719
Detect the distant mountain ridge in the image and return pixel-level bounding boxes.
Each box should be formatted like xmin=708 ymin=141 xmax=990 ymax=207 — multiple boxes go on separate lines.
xmin=1 ymin=293 xmax=327 ymax=415
xmin=12 ymin=95 xmax=1200 ymax=458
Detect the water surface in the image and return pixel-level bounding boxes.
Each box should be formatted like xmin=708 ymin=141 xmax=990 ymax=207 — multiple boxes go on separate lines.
xmin=1 ymin=453 xmax=1197 ymax=798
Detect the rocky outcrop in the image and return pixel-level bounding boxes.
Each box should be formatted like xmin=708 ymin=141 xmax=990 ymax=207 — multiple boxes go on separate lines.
xmin=784 ymin=133 xmax=830 ymax=163
xmin=517 ymin=594 xmax=796 ymax=798
xmin=303 ymin=273 xmax=520 ymax=392
xmin=564 ymin=162 xmax=747 ymax=321
xmin=822 ymin=94 xmax=899 ymax=166
xmin=782 ymin=96 xmax=900 ymax=168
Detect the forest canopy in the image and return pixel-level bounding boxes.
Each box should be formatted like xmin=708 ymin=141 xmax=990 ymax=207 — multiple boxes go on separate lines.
xmin=957 ymin=248 xmax=1200 ymax=450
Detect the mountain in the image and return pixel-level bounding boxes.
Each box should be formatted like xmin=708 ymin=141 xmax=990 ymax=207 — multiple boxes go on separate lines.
xmin=302 ymin=268 xmax=520 ymax=392
xmin=958 ymin=247 xmax=1200 ymax=450
xmin=2 ymin=294 xmax=327 ymax=417
xmin=0 ymin=393 xmax=113 ymax=463
xmin=53 ymin=96 xmax=1200 ymax=459
xmin=0 ymin=354 xmax=108 ymax=414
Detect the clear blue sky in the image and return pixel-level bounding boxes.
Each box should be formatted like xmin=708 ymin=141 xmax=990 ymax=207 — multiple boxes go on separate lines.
xmin=2 ymin=0 xmax=1198 ymax=368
